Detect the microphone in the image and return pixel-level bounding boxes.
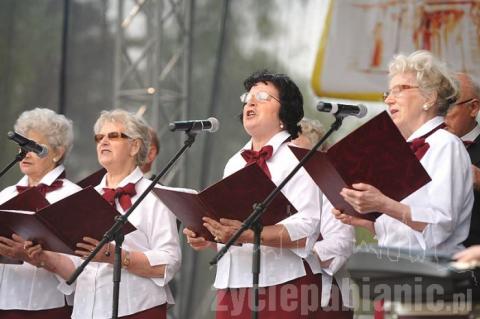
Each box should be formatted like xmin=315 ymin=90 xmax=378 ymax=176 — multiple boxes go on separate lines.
xmin=317 ymin=101 xmax=367 ymax=118
xmin=169 ymin=117 xmax=220 ymax=133
xmin=7 ymin=131 xmax=49 ymax=158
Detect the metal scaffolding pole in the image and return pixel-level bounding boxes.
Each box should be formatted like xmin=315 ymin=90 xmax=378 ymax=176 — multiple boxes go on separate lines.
xmin=112 ymin=0 xmax=192 ymax=186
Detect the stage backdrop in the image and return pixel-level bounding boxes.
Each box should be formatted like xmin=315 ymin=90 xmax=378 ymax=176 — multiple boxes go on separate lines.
xmin=312 ymin=0 xmax=480 ymax=101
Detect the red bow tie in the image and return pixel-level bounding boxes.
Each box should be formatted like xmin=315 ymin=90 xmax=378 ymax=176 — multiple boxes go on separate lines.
xmin=241 ymin=145 xmax=273 ymax=178
xmin=407 ymin=123 xmax=446 ymax=160
xmin=408 ymin=138 xmax=430 ymax=160
xmin=16 ymin=180 xmax=63 ymax=197
xmin=102 ymin=183 xmax=137 ymax=211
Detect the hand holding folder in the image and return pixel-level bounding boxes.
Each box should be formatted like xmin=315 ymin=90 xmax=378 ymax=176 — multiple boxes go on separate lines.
xmin=153 ymin=163 xmax=297 ymax=242
xmin=290 ymin=111 xmax=431 ymax=221
xmin=0 ymin=188 xmax=50 ymax=264
xmin=0 ymin=186 xmax=136 ymax=255
xmin=0 ymin=238 xmax=24 ymax=265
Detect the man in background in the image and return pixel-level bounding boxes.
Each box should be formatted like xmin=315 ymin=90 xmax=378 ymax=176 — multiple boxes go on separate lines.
xmin=445 ymin=73 xmax=480 ymax=246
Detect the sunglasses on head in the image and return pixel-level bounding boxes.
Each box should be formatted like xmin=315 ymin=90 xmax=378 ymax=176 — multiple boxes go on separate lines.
xmin=94 ymin=132 xmax=131 ymax=143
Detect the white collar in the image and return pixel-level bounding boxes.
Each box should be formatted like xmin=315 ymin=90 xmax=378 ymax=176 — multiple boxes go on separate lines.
xmin=461 ymin=123 xmax=480 ymax=142
xmin=242 ymin=130 xmax=290 ymax=158
xmin=407 ymin=116 xmax=444 ymax=142
xmin=17 ymin=165 xmax=66 ymax=187
xmin=98 ymin=166 xmax=143 ymax=189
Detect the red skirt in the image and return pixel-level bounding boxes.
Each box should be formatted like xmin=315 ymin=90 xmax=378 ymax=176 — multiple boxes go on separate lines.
xmin=216 ymin=265 xmax=353 ymax=319
xmin=119 ymin=304 xmax=166 ymax=319
xmin=0 ymin=305 xmax=72 ymax=319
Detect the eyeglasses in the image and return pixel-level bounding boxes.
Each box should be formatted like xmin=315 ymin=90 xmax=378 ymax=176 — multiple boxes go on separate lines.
xmin=240 ymin=91 xmax=280 ymax=104
xmin=383 ymin=84 xmax=420 ymax=101
xmin=455 ymin=98 xmax=477 ymax=106
xmin=94 ymin=132 xmax=131 ymax=143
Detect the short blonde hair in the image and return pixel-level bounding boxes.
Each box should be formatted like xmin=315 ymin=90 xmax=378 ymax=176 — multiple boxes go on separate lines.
xmin=14 ymin=108 xmax=74 ymax=164
xmin=389 ymin=50 xmax=458 ymax=115
xmin=93 ymin=109 xmax=150 ymax=166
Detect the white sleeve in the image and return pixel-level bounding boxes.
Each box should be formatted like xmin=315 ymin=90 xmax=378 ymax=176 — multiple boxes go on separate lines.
xmin=279 ymin=168 xmax=321 ymax=258
xmin=142 ymin=199 xmax=181 ymax=287
xmin=313 ymin=195 xmax=355 ymax=275
xmin=55 ymin=254 xmax=83 ymax=295
xmin=409 ymin=139 xmax=473 ymax=249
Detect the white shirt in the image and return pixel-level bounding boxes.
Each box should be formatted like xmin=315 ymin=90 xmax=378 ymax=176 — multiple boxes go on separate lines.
xmin=0 ymin=165 xmax=81 ymax=310
xmin=305 ymin=196 xmax=355 ymax=307
xmin=214 ymin=131 xmax=323 ymax=288
xmin=461 ymin=123 xmax=480 ymax=142
xmin=374 ymin=117 xmax=474 ymax=254
xmin=60 ymin=167 xmax=181 ymax=319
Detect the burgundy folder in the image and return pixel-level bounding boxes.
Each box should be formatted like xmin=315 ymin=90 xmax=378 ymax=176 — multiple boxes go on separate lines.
xmin=0 ymin=256 xmax=22 ymax=264
xmin=289 ymin=111 xmax=431 ymax=221
xmin=77 ymin=168 xmax=107 ymax=188
xmin=153 ymin=163 xmax=297 ymax=241
xmin=0 ymin=186 xmax=135 ymax=255
xmin=0 ymin=188 xmax=50 ymax=264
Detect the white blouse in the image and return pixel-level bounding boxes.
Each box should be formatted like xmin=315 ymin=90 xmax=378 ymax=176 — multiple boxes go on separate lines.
xmin=59 ymin=167 xmax=181 ymax=319
xmin=374 ymin=116 xmax=474 ymax=254
xmin=214 ymin=131 xmax=322 ymax=289
xmin=305 ymin=195 xmax=355 ymax=307
xmin=0 ymin=165 xmax=81 ymax=310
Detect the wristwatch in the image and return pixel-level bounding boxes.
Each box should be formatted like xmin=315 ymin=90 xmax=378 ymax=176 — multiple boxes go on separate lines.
xmin=122 ymin=250 xmax=131 ymax=269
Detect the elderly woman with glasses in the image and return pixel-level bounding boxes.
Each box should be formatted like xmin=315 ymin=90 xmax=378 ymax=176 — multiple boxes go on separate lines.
xmin=184 ymin=70 xmax=355 ymax=318
xmin=334 ymin=50 xmax=473 ymax=255
xmin=0 ymin=108 xmax=81 ymax=318
xmin=26 ymin=109 xmax=181 ymax=319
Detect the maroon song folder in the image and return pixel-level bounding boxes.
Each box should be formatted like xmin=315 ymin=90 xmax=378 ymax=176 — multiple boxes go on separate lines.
xmin=0 ymin=186 xmax=136 ymax=255
xmin=0 ymin=256 xmax=21 ymax=264
xmin=0 ymin=188 xmax=50 ymax=264
xmin=152 ymin=163 xmax=298 ymax=242
xmin=289 ymin=111 xmax=431 ymax=221
xmin=77 ymin=168 xmax=107 ymax=188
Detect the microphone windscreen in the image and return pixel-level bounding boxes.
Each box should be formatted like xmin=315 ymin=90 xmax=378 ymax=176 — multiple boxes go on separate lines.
xmin=208 ymin=117 xmax=220 ymax=133
xmin=356 ymin=104 xmax=367 ymax=118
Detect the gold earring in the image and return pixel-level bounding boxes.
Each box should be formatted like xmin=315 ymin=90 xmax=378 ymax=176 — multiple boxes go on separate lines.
xmin=422 ymin=103 xmax=430 ymax=111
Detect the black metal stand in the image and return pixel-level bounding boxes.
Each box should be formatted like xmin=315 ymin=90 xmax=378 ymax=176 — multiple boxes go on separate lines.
xmin=251 ymin=221 xmax=262 ymax=318
xmin=0 ymin=149 xmax=27 ymax=180
xmin=210 ymin=115 xmax=345 ymax=319
xmin=66 ymin=131 xmax=197 ymax=319
xmin=112 ymin=230 xmax=124 ymax=317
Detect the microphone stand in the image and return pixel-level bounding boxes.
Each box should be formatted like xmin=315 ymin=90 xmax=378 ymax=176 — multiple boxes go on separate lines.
xmin=210 ymin=115 xmax=345 ymax=319
xmin=66 ymin=131 xmax=197 ymax=319
xmin=0 ymin=149 xmax=27 ymax=181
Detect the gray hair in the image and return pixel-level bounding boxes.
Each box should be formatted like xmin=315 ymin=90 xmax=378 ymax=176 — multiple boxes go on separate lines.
xmin=459 ymin=73 xmax=480 ymax=100
xmin=473 ymin=78 xmax=480 ymax=99
xmin=93 ymin=109 xmax=150 ymax=166
xmin=14 ymin=108 xmax=74 ymax=164
xmin=389 ymin=50 xmax=458 ymax=115
xmin=299 ymin=118 xmax=327 ymax=150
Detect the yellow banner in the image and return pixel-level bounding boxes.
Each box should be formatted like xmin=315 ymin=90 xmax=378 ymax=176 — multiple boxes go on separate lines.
xmin=312 ymin=0 xmax=480 ymax=101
